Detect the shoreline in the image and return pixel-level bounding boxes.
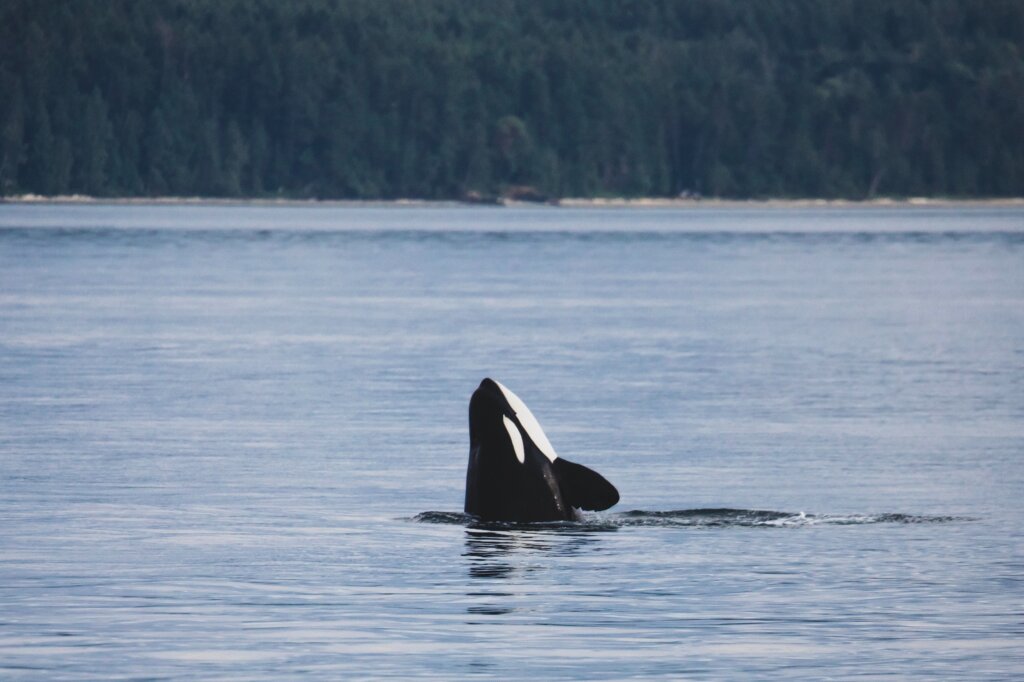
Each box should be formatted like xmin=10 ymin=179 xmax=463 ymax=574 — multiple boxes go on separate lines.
xmin=2 ymin=194 xmax=1024 ymax=209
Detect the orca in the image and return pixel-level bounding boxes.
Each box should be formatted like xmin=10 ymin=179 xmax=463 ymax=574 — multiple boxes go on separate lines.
xmin=465 ymin=378 xmax=619 ymax=522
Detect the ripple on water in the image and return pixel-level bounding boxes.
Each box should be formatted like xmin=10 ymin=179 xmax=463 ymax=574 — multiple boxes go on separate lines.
xmin=411 ymin=509 xmax=973 ymax=529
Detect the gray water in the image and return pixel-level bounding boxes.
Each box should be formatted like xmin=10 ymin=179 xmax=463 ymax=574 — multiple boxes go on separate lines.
xmin=1 ymin=204 xmax=1022 ymax=679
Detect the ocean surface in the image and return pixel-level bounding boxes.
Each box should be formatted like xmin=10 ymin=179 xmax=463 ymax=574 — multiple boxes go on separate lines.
xmin=1 ymin=204 xmax=1022 ymax=680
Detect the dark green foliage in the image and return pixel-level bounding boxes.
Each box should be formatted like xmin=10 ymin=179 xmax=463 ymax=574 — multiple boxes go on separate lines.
xmin=1 ymin=0 xmax=1022 ymax=199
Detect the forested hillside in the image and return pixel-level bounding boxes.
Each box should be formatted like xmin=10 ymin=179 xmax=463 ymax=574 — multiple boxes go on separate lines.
xmin=2 ymin=0 xmax=1022 ymax=199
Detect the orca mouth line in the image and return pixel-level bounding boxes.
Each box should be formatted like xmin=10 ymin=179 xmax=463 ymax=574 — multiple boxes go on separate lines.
xmin=412 ymin=509 xmax=974 ymax=529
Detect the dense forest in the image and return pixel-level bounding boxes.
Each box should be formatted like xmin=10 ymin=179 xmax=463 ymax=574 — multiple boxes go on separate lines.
xmin=1 ymin=0 xmax=1022 ymax=200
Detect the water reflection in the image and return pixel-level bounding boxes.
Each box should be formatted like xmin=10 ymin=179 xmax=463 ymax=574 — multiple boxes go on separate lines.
xmin=464 ymin=530 xmax=517 ymax=580
xmin=462 ymin=526 xmax=608 ymax=619
xmin=463 ymin=526 xmax=608 ymax=574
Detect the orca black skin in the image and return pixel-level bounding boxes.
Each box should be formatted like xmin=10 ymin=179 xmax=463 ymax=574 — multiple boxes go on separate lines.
xmin=465 ymin=378 xmax=619 ymax=522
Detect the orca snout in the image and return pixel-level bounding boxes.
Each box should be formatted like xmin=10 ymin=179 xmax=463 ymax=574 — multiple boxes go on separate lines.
xmin=468 ymin=378 xmax=513 ymax=441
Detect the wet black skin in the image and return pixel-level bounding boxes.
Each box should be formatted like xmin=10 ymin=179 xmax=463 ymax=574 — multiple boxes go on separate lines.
xmin=464 ymin=378 xmax=618 ymax=522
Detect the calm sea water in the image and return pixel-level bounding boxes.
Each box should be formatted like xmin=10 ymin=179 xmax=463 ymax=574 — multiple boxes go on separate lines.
xmin=1 ymin=204 xmax=1022 ymax=679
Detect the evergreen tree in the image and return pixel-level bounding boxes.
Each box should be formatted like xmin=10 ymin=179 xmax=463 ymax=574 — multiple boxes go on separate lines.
xmin=0 ymin=0 xmax=1021 ymax=199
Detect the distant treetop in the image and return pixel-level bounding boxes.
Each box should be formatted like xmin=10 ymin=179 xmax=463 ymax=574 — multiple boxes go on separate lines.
xmin=1 ymin=0 xmax=1022 ymax=199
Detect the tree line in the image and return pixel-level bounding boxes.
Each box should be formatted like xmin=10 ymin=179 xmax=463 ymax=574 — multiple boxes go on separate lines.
xmin=1 ymin=0 xmax=1022 ymax=199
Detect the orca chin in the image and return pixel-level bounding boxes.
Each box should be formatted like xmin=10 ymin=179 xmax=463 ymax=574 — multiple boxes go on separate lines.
xmin=464 ymin=378 xmax=619 ymax=522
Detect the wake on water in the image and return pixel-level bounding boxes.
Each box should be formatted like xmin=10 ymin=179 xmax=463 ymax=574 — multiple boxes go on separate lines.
xmin=412 ymin=509 xmax=970 ymax=530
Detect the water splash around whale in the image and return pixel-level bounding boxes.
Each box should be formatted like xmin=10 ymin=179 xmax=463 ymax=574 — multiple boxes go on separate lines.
xmin=412 ymin=508 xmax=971 ymax=530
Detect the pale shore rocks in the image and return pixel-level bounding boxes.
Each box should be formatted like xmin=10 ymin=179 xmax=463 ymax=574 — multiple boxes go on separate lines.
xmin=3 ymin=194 xmax=1023 ymax=209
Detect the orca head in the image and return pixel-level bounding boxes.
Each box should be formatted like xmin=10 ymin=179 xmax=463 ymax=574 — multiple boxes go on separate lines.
xmin=465 ymin=378 xmax=619 ymax=522
xmin=469 ymin=377 xmax=558 ymax=466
